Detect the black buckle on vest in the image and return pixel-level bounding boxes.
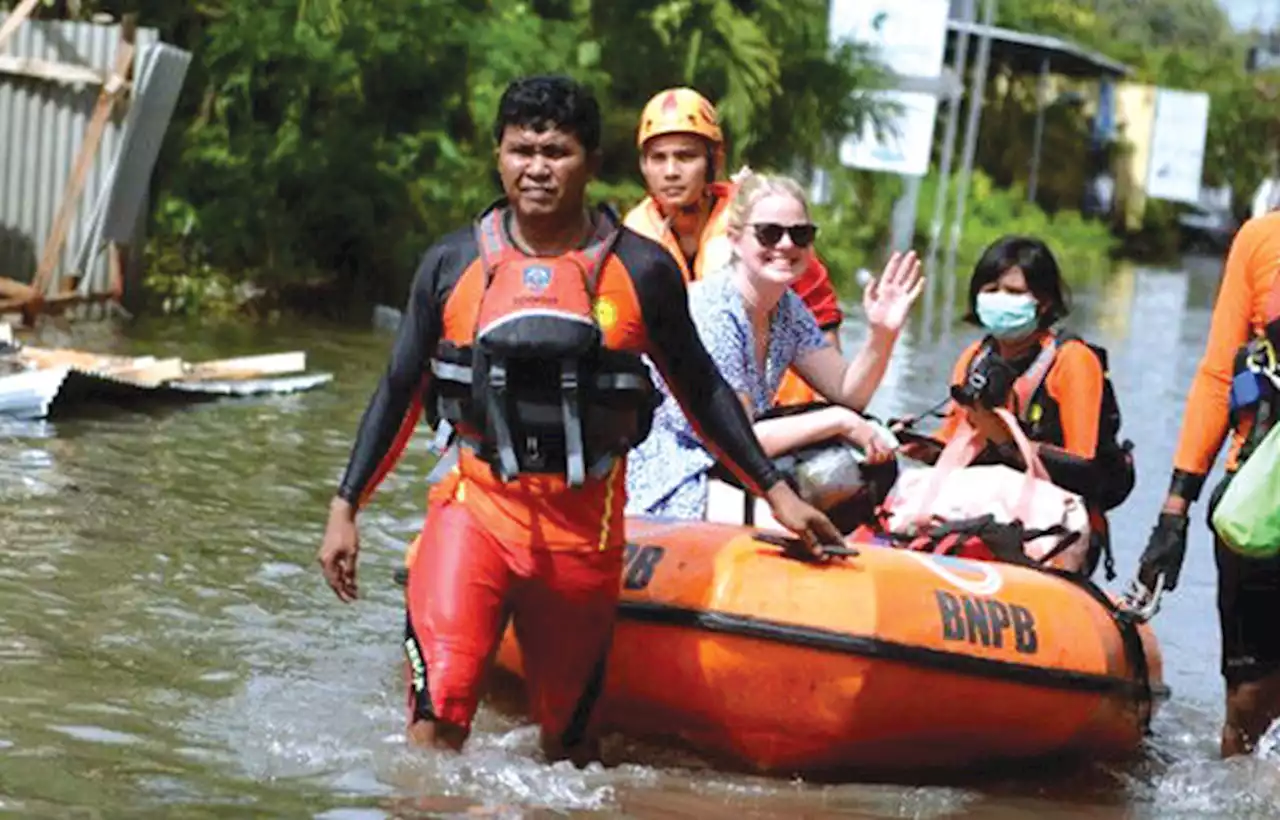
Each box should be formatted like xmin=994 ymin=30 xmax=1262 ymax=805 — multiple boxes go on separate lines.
xmin=560 ymin=359 xmax=586 ymax=488
xmin=484 ymin=359 xmax=520 ymax=482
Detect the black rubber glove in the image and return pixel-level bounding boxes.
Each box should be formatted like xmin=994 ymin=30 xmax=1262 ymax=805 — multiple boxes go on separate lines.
xmin=1137 ymin=512 xmax=1190 ymax=591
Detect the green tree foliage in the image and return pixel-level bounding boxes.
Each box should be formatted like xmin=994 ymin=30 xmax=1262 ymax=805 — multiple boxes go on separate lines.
xmin=996 ymin=0 xmax=1234 ymax=66
xmin=21 ymin=0 xmax=1269 ymax=314
xmin=1095 ymin=0 xmax=1233 ymax=54
xmin=32 ymin=0 xmax=891 ymax=313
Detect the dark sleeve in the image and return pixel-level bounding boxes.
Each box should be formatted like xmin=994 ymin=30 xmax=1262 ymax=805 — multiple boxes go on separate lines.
xmin=625 ymin=236 xmax=784 ymax=495
xmin=1002 ymin=443 xmax=1104 ymax=499
xmin=335 ymin=245 xmax=449 ymax=506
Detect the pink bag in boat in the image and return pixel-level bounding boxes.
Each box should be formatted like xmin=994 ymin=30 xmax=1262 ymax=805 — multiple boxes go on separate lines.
xmin=882 ymin=407 xmax=1092 ymax=572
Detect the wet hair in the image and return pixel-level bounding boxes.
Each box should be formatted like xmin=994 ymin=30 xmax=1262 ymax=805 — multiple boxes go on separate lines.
xmin=965 ymin=235 xmax=1071 ymax=328
xmin=725 ymin=171 xmax=811 ymax=235
xmin=492 ymin=75 xmax=601 ymax=153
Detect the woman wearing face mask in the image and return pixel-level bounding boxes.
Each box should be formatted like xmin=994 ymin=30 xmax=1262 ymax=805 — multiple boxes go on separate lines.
xmin=625 ymin=171 xmax=923 ymax=521
xmin=909 ymin=235 xmax=1130 ymax=578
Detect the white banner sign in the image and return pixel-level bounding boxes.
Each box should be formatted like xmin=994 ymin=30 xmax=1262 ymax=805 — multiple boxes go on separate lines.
xmin=1145 ymin=89 xmax=1210 ymax=205
xmin=829 ymin=0 xmax=951 ymax=177
xmin=828 ymin=0 xmax=951 ymax=79
xmin=839 ymin=90 xmax=939 ymax=178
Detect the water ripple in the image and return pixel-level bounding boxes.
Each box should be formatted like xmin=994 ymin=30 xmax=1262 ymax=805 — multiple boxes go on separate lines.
xmin=0 ymin=293 xmax=1262 ymax=816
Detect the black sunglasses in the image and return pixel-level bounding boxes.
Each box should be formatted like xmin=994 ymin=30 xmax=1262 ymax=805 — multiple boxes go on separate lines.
xmin=750 ymin=222 xmax=818 ymax=248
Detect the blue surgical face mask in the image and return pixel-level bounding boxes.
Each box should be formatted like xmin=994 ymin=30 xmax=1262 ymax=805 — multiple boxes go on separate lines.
xmin=975 ymin=291 xmax=1040 ymax=340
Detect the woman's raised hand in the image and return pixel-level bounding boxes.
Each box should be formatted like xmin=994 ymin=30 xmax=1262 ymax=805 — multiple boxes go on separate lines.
xmin=862 ymin=250 xmax=924 ymax=336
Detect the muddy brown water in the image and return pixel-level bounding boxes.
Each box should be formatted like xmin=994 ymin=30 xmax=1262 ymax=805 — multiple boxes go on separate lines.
xmin=4 ymin=256 xmax=1280 ymax=818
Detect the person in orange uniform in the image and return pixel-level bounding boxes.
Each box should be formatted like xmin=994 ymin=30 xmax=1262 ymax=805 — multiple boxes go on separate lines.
xmin=623 ymin=87 xmax=844 ymax=407
xmin=910 ymin=236 xmax=1134 ymax=578
xmin=315 ymin=75 xmax=841 ymax=766
xmin=1135 ymin=210 xmax=1280 ymax=758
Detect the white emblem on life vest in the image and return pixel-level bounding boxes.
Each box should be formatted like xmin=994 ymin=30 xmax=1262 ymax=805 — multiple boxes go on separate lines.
xmin=522 ymin=264 xmax=552 ymax=293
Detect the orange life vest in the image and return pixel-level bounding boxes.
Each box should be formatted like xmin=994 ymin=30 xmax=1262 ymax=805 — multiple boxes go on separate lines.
xmin=431 ymin=206 xmax=658 ymax=487
xmin=623 ymin=184 xmax=827 ymax=407
xmin=965 ymin=331 xmax=1134 ymax=511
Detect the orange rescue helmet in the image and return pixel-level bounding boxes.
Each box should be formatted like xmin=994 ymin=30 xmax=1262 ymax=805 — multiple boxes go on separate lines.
xmin=636 ymin=87 xmax=723 ymax=149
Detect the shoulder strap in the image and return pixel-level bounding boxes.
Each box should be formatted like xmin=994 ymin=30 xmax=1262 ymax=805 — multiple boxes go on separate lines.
xmin=1011 ymin=333 xmax=1062 ymax=421
xmin=474 ymin=205 xmax=513 ymax=282
xmin=576 ymin=207 xmax=624 ymax=298
xmin=966 ymin=336 xmax=995 ymax=374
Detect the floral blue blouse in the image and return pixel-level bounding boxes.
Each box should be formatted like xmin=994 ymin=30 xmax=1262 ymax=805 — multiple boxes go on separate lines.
xmin=625 ymin=270 xmax=830 ymax=519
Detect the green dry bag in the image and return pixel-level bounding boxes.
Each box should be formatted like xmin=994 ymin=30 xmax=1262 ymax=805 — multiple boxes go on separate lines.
xmin=1212 ymin=422 xmax=1280 ymax=557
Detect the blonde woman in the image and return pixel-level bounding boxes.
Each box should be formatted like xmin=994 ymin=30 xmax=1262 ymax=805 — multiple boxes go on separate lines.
xmin=626 ymin=171 xmax=924 ymax=519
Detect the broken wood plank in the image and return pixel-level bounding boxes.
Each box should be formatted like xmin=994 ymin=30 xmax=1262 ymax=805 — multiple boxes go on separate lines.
xmin=28 ymin=26 xmax=136 ymax=305
xmin=0 ymin=277 xmax=35 ymax=301
xmin=0 ymin=54 xmax=107 ymax=87
xmin=107 ymin=357 xmax=186 ymax=386
xmin=16 ymin=346 xmax=141 ymax=373
xmin=0 ymin=0 xmax=39 ymax=55
xmin=179 ymin=352 xmax=308 ymax=382
xmin=12 ymin=344 xmax=314 ymax=390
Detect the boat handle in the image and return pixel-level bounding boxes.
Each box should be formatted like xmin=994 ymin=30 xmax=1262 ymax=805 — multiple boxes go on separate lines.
xmin=751 ymin=532 xmax=860 ymax=562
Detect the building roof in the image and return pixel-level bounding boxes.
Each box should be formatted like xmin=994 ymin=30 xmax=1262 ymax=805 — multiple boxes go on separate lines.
xmin=946 ymin=21 xmax=1132 ymax=79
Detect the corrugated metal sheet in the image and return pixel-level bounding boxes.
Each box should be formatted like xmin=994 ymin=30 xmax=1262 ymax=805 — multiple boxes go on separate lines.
xmin=73 ymin=41 xmax=191 ymax=293
xmin=0 ymin=15 xmax=159 ymax=296
xmin=100 ymin=43 xmax=190 ymax=244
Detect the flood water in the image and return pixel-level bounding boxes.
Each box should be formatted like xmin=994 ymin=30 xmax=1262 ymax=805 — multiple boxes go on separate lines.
xmin=4 ymin=254 xmax=1280 ymax=818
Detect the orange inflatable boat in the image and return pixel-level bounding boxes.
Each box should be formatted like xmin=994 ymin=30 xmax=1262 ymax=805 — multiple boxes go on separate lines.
xmin=482 ymin=519 xmax=1167 ymax=776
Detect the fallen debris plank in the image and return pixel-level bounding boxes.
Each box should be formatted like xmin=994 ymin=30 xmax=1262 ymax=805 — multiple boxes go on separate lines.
xmin=0 ymin=365 xmax=334 ymax=420
xmin=108 ymin=357 xmax=185 ymax=386
xmin=12 ymin=347 xmax=313 ymax=383
xmin=0 ymin=54 xmax=106 ymax=86
xmin=14 ymin=346 xmax=140 ymax=373
xmin=0 ymin=277 xmax=35 ymax=301
xmin=166 ymin=372 xmax=334 ymax=397
xmin=0 ymin=339 xmax=332 ymax=420
xmin=180 ymin=351 xmax=308 ymax=382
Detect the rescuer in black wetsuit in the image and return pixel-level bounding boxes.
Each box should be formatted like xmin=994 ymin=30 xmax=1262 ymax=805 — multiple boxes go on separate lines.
xmin=316 ymin=74 xmax=842 ymax=766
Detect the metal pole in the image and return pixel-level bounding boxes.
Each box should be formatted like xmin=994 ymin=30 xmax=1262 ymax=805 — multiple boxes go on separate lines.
xmin=1027 ymin=56 xmax=1050 ymax=203
xmin=923 ymin=0 xmax=974 ymax=330
xmin=888 ymin=174 xmax=922 ymax=253
xmin=940 ymin=0 xmax=996 ymax=331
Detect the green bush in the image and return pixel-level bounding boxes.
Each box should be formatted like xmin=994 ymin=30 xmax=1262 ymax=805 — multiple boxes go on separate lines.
xmin=917 ymin=171 xmax=1119 ymax=287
